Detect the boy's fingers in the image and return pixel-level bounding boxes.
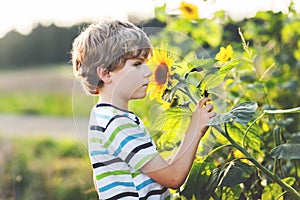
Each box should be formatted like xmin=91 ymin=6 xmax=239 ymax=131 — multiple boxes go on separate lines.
xmin=210 ymin=111 xmax=217 ymax=118
xmin=204 ymin=103 xmax=214 ymax=112
xmin=198 ymin=98 xmax=211 ymax=108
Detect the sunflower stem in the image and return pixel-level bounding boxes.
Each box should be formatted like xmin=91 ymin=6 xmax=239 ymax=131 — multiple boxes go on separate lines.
xmin=173 ymin=73 xmax=198 ymax=105
xmin=178 ymin=87 xmax=197 ymax=105
xmin=213 ymin=124 xmax=300 ymax=199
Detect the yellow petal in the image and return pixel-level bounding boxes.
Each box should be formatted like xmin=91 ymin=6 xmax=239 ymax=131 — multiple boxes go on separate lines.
xmin=179 ymin=1 xmax=199 ymax=20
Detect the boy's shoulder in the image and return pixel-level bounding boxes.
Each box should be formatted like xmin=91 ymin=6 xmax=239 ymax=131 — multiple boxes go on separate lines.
xmin=92 ymin=103 xmax=141 ymax=126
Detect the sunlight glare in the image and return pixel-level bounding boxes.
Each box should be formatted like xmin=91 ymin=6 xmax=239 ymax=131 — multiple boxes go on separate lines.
xmin=1 ymin=0 xmax=300 ymax=38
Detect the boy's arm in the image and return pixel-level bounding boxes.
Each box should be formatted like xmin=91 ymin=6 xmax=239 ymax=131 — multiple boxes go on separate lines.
xmin=141 ymin=98 xmax=215 ymax=189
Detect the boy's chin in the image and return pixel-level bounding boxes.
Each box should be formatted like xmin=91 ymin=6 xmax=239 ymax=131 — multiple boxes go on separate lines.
xmin=130 ymin=93 xmax=147 ymax=100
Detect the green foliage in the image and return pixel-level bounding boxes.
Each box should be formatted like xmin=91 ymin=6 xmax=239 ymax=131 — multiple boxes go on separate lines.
xmin=186 ymin=59 xmax=239 ymax=90
xmin=214 ymin=160 xmax=253 ymax=187
xmin=33 ymin=137 xmax=86 ymax=158
xmin=0 ymin=137 xmax=97 ymax=200
xmin=207 ymin=102 xmax=258 ymax=125
xmin=148 ymin=2 xmax=300 ymax=199
xmin=149 ymin=106 xmax=191 ymax=151
xmin=0 ymin=92 xmax=91 ymax=117
xmin=181 ymin=161 xmax=215 ymax=200
xmin=0 ymin=23 xmax=87 ymax=67
xmin=271 ymin=144 xmax=300 ymax=160
xmin=262 ymin=177 xmax=296 ymax=200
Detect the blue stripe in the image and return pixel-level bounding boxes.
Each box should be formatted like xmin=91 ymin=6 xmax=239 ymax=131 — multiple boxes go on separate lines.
xmin=95 ymin=113 xmax=111 ymax=120
xmin=99 ymin=181 xmax=135 ymax=192
xmin=90 ymin=150 xmax=108 ymax=156
xmin=136 ymin=179 xmax=155 ymax=190
xmin=113 ymin=132 xmax=145 ymax=156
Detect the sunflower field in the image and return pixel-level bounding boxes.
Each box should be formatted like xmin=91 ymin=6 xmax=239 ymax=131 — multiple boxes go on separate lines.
xmin=131 ymin=1 xmax=300 ymax=199
xmin=1 ymin=1 xmax=300 ymax=199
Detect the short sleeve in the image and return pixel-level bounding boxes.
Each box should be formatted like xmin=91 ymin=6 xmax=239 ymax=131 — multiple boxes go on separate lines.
xmin=103 ymin=116 xmax=158 ymax=170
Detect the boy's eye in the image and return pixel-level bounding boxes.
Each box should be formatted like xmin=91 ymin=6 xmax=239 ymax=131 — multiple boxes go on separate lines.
xmin=133 ymin=61 xmax=142 ymax=67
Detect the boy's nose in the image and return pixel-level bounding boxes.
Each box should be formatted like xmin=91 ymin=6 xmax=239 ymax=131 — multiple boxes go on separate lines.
xmin=144 ymin=64 xmax=153 ymax=77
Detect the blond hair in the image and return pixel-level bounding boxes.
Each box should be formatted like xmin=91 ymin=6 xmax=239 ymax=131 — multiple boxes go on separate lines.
xmin=71 ymin=19 xmax=152 ymax=95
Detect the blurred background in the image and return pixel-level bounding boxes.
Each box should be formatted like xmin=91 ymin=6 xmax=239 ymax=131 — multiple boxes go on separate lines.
xmin=1 ymin=0 xmax=300 ymax=199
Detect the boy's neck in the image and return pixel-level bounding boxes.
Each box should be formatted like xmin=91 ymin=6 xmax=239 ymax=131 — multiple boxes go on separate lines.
xmin=98 ymin=95 xmax=129 ymax=111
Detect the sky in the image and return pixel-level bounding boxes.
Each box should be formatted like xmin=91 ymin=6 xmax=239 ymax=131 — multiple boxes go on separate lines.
xmin=1 ymin=0 xmax=299 ymax=38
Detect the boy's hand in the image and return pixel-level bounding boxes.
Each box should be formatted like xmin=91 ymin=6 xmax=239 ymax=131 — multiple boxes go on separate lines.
xmin=142 ymin=97 xmax=217 ymax=189
xmin=192 ymin=97 xmax=216 ymax=136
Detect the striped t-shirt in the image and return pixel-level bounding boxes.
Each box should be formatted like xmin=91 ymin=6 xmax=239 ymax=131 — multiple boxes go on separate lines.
xmin=88 ymin=103 xmax=170 ymax=200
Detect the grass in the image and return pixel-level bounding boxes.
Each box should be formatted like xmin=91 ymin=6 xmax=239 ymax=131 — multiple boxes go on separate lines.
xmin=0 ymin=63 xmax=98 ymax=117
xmin=0 ymin=92 xmax=95 ymax=117
xmin=0 ymin=136 xmax=98 ymax=200
xmin=1 ymin=92 xmax=74 ymax=116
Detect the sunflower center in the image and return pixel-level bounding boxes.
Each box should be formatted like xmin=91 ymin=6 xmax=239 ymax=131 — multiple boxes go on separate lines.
xmin=155 ymin=64 xmax=169 ymax=85
xmin=184 ymin=6 xmax=193 ymax=13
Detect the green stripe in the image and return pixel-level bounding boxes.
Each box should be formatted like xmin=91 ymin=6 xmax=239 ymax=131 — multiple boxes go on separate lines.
xmin=89 ymin=138 xmax=102 ymax=144
xmin=132 ymin=171 xmax=141 ymax=178
xmin=104 ymin=123 xmax=137 ymax=148
xmin=96 ymin=170 xmax=131 ymax=180
xmin=134 ymin=153 xmax=158 ymax=170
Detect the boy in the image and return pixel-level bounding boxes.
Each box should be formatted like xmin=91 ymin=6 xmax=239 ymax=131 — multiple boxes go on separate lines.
xmin=71 ymin=19 xmax=216 ymax=199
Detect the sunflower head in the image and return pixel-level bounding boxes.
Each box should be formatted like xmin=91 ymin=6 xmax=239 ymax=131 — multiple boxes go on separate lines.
xmin=179 ymin=1 xmax=199 ymax=20
xmin=215 ymin=45 xmax=233 ymax=64
xmin=147 ymin=48 xmax=174 ymax=101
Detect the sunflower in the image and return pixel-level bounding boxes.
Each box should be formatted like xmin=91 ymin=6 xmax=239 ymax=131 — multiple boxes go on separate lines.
xmin=179 ymin=1 xmax=199 ymax=20
xmin=215 ymin=45 xmax=233 ymax=64
xmin=147 ymin=48 xmax=174 ymax=102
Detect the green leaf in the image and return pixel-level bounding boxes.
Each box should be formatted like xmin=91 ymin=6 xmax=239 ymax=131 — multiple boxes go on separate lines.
xmin=198 ymin=128 xmax=220 ymax=156
xmin=219 ymin=59 xmax=239 ymax=78
xmin=194 ymin=162 xmax=216 ymax=200
xmin=277 ymin=117 xmax=294 ymax=127
xmin=207 ymin=102 xmax=258 ymax=125
xmin=187 ymin=58 xmax=218 ymax=71
xmin=229 ymin=102 xmax=258 ymax=124
xmin=264 ymin=107 xmax=300 ymax=114
xmin=262 ymin=177 xmax=296 ymax=200
xmin=149 ymin=107 xmax=192 ymax=150
xmin=206 ymin=167 xmax=221 ymax=194
xmin=206 ymin=160 xmax=253 ymax=194
xmin=262 ymin=182 xmax=283 ymax=200
xmin=186 ymin=59 xmax=238 ymax=90
xmin=219 ymin=160 xmax=253 ymax=187
xmin=227 ymin=123 xmax=261 ymax=153
xmin=154 ymin=3 xmax=167 ymax=22
xmin=206 ymin=114 xmax=227 ymax=126
xmin=181 ymin=161 xmax=202 ymax=200
xmin=202 ymin=59 xmax=239 ymax=89
xmin=289 ymin=132 xmax=300 ymax=144
xmin=282 ymin=177 xmax=296 ymax=186
xmin=221 ymin=185 xmax=243 ymax=200
xmin=201 ymin=71 xmax=223 ymax=89
xmin=181 ymin=161 xmax=215 ymax=200
xmin=270 ymin=143 xmax=300 ymax=160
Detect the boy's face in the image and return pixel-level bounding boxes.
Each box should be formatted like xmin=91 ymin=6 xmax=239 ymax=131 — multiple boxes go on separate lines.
xmin=109 ymin=58 xmax=152 ymax=102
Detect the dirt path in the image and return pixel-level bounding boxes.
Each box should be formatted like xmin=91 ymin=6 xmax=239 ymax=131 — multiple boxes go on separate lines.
xmin=0 ymin=114 xmax=89 ymax=142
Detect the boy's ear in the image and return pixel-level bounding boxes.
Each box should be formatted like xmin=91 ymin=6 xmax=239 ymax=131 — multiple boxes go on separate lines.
xmin=97 ymin=66 xmax=111 ymax=83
